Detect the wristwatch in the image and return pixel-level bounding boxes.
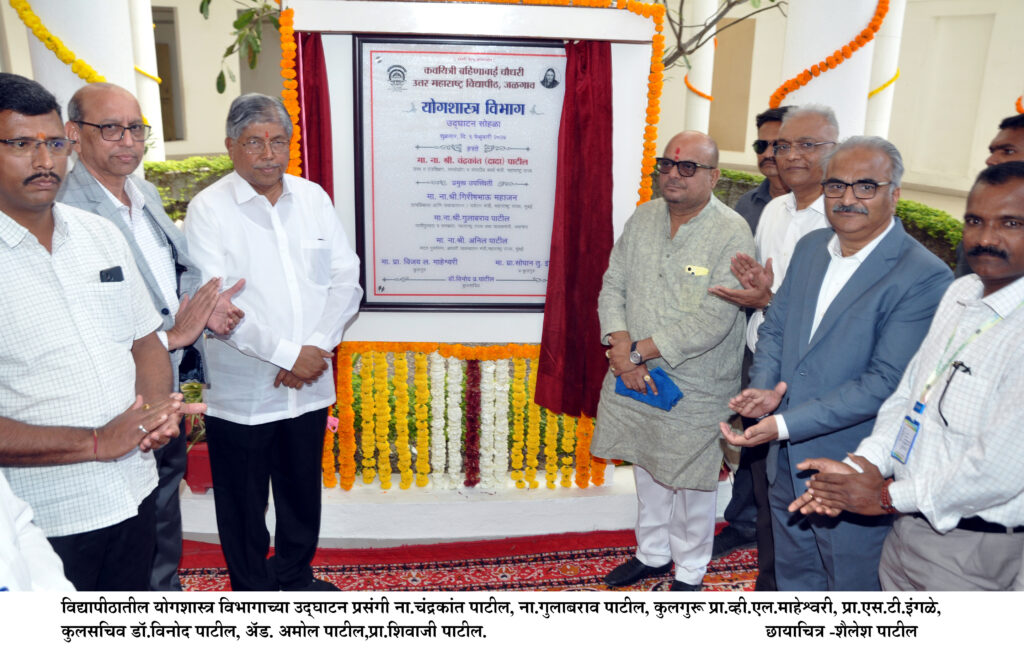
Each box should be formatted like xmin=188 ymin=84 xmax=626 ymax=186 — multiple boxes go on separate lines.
xmin=629 ymin=341 xmax=643 ymax=365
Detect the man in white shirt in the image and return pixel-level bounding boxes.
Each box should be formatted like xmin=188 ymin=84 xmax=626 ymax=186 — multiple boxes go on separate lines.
xmin=720 ymin=136 xmax=952 ymax=590
xmin=789 ymin=161 xmax=1024 ymax=590
xmin=708 ymin=105 xmax=837 ymax=588
xmin=0 ymin=73 xmax=196 ymax=590
xmin=184 ymin=94 xmax=362 ymax=591
xmin=709 ymin=105 xmax=838 ymax=350
xmin=57 ymin=83 xmax=244 ymax=591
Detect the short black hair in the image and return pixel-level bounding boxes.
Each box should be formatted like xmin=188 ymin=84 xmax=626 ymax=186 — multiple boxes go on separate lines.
xmin=755 ymin=106 xmax=791 ymax=129
xmin=0 ymin=73 xmax=61 ymax=119
xmin=974 ymin=160 xmax=1024 ymax=186
xmin=997 ymin=114 xmax=1024 ymax=131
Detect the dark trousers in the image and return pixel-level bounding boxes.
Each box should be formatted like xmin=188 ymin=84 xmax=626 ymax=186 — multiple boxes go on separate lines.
xmin=47 ymin=489 xmax=157 ymax=591
xmin=206 ymin=408 xmax=327 ymax=591
xmin=149 ymin=426 xmax=186 ymax=590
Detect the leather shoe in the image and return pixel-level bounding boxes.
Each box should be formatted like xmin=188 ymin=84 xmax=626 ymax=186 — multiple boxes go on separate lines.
xmin=711 ymin=525 xmax=756 ymax=559
xmin=603 ymin=558 xmax=672 ymax=588
xmin=292 ymin=577 xmax=340 ymax=591
xmin=669 ymin=579 xmax=702 ymax=591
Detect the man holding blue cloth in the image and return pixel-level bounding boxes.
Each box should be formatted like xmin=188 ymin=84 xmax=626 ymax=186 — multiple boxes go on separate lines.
xmin=592 ymin=131 xmax=753 ymax=591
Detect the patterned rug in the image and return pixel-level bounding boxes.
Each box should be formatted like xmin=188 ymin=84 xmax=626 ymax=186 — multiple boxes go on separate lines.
xmin=179 ymin=527 xmax=757 ymax=592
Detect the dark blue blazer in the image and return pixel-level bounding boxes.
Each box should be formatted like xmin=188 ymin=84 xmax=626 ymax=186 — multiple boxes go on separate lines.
xmin=749 ymin=219 xmax=952 ymax=486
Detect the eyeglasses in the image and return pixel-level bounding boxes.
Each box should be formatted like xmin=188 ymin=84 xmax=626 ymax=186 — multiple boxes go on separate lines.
xmin=773 ymin=140 xmax=835 ymax=155
xmin=239 ymin=138 xmax=290 ymax=156
xmin=821 ymin=179 xmax=893 ymax=199
xmin=752 ymin=139 xmax=777 ymax=155
xmin=655 ymin=157 xmax=716 ymax=177
xmin=76 ymin=121 xmax=151 ymax=142
xmin=0 ymin=137 xmax=76 ymax=157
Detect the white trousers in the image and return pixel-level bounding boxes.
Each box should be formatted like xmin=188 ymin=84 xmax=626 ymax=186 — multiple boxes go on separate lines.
xmin=633 ymin=465 xmax=717 ymax=584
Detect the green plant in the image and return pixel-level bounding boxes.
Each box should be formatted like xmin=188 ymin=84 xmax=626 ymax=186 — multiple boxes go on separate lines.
xmin=199 ymin=0 xmax=281 ymax=93
xmin=144 ymin=155 xmax=234 ymax=221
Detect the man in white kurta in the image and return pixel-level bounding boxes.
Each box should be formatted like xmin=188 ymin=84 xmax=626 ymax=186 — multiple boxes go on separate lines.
xmin=592 ymin=132 xmax=753 ymax=591
xmin=184 ymin=94 xmax=362 ymax=591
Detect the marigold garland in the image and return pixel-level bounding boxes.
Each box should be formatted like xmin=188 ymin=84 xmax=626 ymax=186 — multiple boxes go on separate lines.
xmin=544 ymin=409 xmax=560 ymax=489
xmin=574 ymin=414 xmax=594 ymax=487
xmin=867 ymin=67 xmax=900 ymax=99
xmin=393 ymin=351 xmax=413 ymax=489
xmin=769 ymin=0 xmax=889 ymax=108
xmin=321 ymin=414 xmax=338 ymax=488
xmin=278 ymin=7 xmax=302 ymax=176
xmin=358 ymin=352 xmax=376 ymax=483
xmin=560 ymin=414 xmax=576 ymax=488
xmin=374 ymin=350 xmax=393 ymax=489
xmin=510 ymin=357 xmax=528 ymax=488
xmin=525 ymin=361 xmax=541 ymax=489
xmin=336 ymin=350 xmax=357 ymax=490
xmin=413 ymin=352 xmax=431 ymax=487
xmin=683 ymin=73 xmax=712 ymax=101
xmin=9 ymin=0 xmax=105 ymax=83
xmin=1016 ymin=96 xmax=1024 ymax=114
xmin=478 ymin=360 xmax=498 ymax=488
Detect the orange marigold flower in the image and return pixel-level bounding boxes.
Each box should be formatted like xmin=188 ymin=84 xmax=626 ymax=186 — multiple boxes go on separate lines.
xmin=842 ymin=45 xmax=852 ymax=58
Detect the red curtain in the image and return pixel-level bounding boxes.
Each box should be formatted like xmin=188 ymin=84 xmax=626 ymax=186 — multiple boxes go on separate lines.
xmin=296 ymin=32 xmax=334 ymax=200
xmin=534 ymin=41 xmax=614 ymax=418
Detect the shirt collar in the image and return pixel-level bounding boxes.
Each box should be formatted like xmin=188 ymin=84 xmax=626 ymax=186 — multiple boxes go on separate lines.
xmin=825 ymin=217 xmax=896 ymax=262
xmin=97 ymin=174 xmax=143 ymax=211
xmin=973 ymin=274 xmax=1024 ymax=318
xmin=228 ymin=170 xmax=292 ymax=205
xmin=0 ymin=205 xmax=70 ymax=249
xmin=783 ymin=192 xmax=825 ymax=216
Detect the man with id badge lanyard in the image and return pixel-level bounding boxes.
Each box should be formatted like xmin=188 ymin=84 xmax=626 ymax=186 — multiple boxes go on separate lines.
xmin=789 ymin=161 xmax=1024 ymax=590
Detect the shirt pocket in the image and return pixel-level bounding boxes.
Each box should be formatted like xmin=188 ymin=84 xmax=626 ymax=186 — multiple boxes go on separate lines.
xmin=301 ymin=239 xmax=331 ymax=285
xmin=82 ymin=281 xmax=135 ymax=343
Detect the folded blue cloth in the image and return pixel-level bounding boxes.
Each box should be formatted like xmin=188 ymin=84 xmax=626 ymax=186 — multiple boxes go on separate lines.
xmin=614 ymin=367 xmax=684 ymax=411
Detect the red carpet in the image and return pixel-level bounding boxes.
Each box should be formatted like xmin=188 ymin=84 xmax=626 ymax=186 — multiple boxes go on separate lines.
xmin=179 ymin=526 xmax=757 ymax=592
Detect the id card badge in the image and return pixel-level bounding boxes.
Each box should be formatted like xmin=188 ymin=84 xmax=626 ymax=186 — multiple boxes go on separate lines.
xmin=890 ymin=415 xmax=920 ymax=464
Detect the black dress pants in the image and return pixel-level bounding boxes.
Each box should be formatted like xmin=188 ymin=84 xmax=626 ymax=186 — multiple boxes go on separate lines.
xmin=47 ymin=489 xmax=157 ymax=591
xmin=206 ymin=408 xmax=328 ymax=591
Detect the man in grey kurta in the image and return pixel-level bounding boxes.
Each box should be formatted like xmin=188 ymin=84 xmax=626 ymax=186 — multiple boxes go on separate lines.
xmin=593 ymin=131 xmax=754 ymax=591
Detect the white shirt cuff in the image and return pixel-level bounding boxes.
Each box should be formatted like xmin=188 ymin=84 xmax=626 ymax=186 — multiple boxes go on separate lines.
xmin=271 ymin=338 xmax=302 ymax=371
xmin=775 ymin=414 xmax=789 ymax=441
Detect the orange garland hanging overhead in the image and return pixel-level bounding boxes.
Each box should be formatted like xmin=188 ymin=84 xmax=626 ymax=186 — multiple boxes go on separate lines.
xmin=769 ymin=0 xmax=889 ymax=109
xmin=1016 ymin=96 xmax=1023 ymax=114
xmin=278 ymin=7 xmax=302 ymax=176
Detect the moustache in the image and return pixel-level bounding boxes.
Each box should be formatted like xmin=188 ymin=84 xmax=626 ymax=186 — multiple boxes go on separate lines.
xmin=967 ymin=245 xmax=1008 ymax=260
xmin=832 ymin=204 xmax=869 ymax=215
xmin=24 ymin=172 xmax=62 ymax=185
xmin=758 ymin=157 xmax=777 ymax=166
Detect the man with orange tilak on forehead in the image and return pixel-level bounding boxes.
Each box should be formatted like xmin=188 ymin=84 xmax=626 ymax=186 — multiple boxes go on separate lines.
xmin=0 ymin=73 xmax=202 ymax=590
xmin=184 ymin=94 xmax=362 ymax=591
xmin=592 ymin=131 xmax=753 ymax=591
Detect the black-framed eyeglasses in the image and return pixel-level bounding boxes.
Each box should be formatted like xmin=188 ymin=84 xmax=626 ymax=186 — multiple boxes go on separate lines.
xmin=655 ymin=157 xmax=716 ymax=177
xmin=752 ymin=139 xmax=777 ymax=155
xmin=76 ymin=120 xmax=151 ymax=142
xmin=821 ymin=179 xmax=893 ymax=199
xmin=0 ymin=137 xmax=77 ymax=157
xmin=773 ymin=140 xmax=835 ymax=155
xmin=239 ymin=138 xmax=290 ymax=156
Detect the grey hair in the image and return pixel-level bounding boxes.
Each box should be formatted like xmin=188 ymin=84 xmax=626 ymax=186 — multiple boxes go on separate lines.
xmin=225 ymin=93 xmax=292 ymax=139
xmin=67 ymin=82 xmax=126 ymax=122
xmin=823 ymin=135 xmax=905 ymax=189
xmin=781 ymin=104 xmax=840 ymax=137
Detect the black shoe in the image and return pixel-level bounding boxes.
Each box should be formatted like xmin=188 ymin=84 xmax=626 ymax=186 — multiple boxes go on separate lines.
xmin=603 ymin=558 xmax=673 ymax=588
xmin=291 ymin=577 xmax=340 ymax=591
xmin=669 ymin=579 xmax=702 ymax=591
xmin=711 ymin=525 xmax=756 ymax=559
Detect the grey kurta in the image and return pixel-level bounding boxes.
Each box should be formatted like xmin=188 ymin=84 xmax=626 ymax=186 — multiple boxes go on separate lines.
xmin=591 ymin=195 xmax=755 ymax=490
